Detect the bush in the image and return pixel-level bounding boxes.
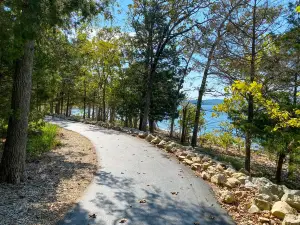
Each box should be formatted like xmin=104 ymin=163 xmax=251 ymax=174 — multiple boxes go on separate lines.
xmin=27 ymin=123 xmax=60 ymax=157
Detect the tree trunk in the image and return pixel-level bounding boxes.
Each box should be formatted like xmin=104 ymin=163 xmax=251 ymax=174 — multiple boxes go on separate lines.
xmin=60 ymin=91 xmax=64 ymax=115
xmin=276 ymin=153 xmax=285 ymax=184
xmin=133 ymin=117 xmax=138 ymax=129
xmin=88 ymin=103 xmax=91 ymax=119
xmin=139 ymin=111 xmax=143 ymax=130
xmin=245 ymin=0 xmax=257 ymax=173
xmin=0 ymin=40 xmax=34 ymax=184
xmin=65 ymin=91 xmax=70 ymax=117
xmin=102 ymin=82 xmax=106 ymax=122
xmin=83 ymin=80 xmax=86 ymax=120
xmin=50 ymin=101 xmax=53 ymax=114
xmin=92 ymin=92 xmax=96 ymax=120
xmin=149 ymin=119 xmax=155 ymax=133
xmin=181 ymin=106 xmax=188 ymax=144
xmin=170 ymin=115 xmax=175 ymax=137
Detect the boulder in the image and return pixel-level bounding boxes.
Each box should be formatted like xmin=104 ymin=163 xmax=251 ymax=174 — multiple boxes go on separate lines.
xmin=225 ymin=167 xmax=236 ymax=176
xmin=186 ymin=153 xmax=197 ymax=160
xmin=151 ymin=137 xmax=161 ymax=144
xmin=145 ymin=134 xmax=155 ymax=142
xmin=191 ymin=157 xmax=201 ymax=163
xmin=157 ymin=140 xmax=167 ymax=148
xmin=254 ymin=177 xmax=285 ymax=199
xmin=216 ymin=164 xmax=225 ymax=172
xmin=232 ymin=172 xmax=247 ymax=184
xmin=175 ymin=151 xmax=187 ymax=157
xmin=202 ymin=156 xmax=211 ymax=162
xmin=282 ymin=193 xmax=300 ymax=211
xmin=191 ymin=163 xmax=202 ymax=171
xmin=138 ymin=132 xmax=148 ymax=139
xmin=178 ymin=156 xmax=186 ymax=161
xmin=221 ymin=190 xmax=235 ymax=204
xmin=201 ymin=172 xmax=210 ymax=180
xmin=202 ymin=162 xmax=212 ymax=170
xmin=167 ymin=147 xmax=177 ymax=153
xmin=165 ymin=142 xmax=177 ymax=152
xmin=283 ymin=214 xmax=300 ymax=225
xmin=211 ymin=174 xmax=227 ymax=185
xmin=225 ymin=177 xmax=241 ymax=188
xmin=183 ymin=159 xmax=194 ymax=166
xmin=245 ymin=180 xmax=257 ymax=189
xmin=248 ymin=204 xmax=261 ymax=214
xmin=256 ymin=194 xmax=273 ymax=202
xmin=253 ymin=198 xmax=272 ymax=210
xmin=271 ymin=201 xmax=297 ymax=219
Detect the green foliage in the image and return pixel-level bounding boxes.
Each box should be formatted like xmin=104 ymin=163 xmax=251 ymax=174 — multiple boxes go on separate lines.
xmin=27 ymin=123 xmax=60 ymax=157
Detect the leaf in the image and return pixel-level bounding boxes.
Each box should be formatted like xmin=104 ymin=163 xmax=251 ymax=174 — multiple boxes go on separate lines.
xmin=296 ymin=6 xmax=300 ymax=13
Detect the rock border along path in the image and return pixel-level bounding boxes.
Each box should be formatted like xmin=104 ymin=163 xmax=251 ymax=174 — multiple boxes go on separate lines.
xmin=51 ymin=117 xmax=234 ymax=225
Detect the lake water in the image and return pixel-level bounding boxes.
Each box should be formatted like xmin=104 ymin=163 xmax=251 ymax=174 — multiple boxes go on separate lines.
xmin=71 ymin=99 xmax=228 ymax=134
xmin=157 ymin=103 xmax=228 ymax=134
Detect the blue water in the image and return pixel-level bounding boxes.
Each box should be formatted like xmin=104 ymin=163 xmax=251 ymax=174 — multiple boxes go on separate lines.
xmin=157 ymin=103 xmax=228 ymax=134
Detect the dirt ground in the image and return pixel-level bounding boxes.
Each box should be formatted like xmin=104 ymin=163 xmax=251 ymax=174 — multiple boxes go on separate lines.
xmin=0 ymin=128 xmax=98 ymax=225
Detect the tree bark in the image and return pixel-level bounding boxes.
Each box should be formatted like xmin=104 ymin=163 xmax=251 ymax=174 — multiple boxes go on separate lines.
xmin=92 ymin=92 xmax=96 ymax=120
xmin=65 ymin=91 xmax=70 ymax=117
xmin=102 ymin=82 xmax=106 ymax=122
xmin=149 ymin=119 xmax=155 ymax=133
xmin=181 ymin=105 xmax=188 ymax=144
xmin=245 ymin=0 xmax=257 ymax=173
xmin=170 ymin=116 xmax=175 ymax=137
xmin=83 ymin=79 xmax=86 ymax=119
xmin=276 ymin=153 xmax=285 ymax=184
xmin=0 ymin=40 xmax=34 ymax=184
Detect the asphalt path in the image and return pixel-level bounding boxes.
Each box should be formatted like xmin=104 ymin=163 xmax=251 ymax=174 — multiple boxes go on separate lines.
xmin=52 ymin=118 xmax=235 ymax=225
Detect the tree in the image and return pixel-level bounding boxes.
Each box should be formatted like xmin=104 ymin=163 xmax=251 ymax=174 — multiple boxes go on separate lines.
xmin=191 ymin=0 xmax=246 ymax=147
xmin=0 ymin=1 xmax=112 ymax=184
xmin=129 ymin=0 xmax=208 ymax=131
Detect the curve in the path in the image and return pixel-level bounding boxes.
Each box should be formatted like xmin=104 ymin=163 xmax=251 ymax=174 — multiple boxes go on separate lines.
xmin=52 ymin=118 xmax=235 ymax=225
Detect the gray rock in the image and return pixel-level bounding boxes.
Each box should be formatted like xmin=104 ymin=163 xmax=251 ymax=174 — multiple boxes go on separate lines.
xmin=282 ymin=193 xmax=300 ymax=211
xmin=271 ymin=201 xmax=297 ymax=219
xmin=283 ymin=214 xmax=300 ymax=225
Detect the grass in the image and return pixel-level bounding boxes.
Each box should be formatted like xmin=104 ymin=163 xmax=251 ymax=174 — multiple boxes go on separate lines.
xmin=27 ymin=123 xmax=60 ymax=158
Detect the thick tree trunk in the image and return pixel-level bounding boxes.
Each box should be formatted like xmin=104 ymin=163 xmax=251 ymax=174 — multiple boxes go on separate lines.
xmin=0 ymin=40 xmax=34 ymax=184
xmin=139 ymin=111 xmax=143 ymax=130
xmin=276 ymin=153 xmax=285 ymax=184
xmin=149 ymin=119 xmax=155 ymax=133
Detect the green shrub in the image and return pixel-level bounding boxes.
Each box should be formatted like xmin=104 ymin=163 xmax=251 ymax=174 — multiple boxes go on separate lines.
xmin=27 ymin=123 xmax=59 ymax=157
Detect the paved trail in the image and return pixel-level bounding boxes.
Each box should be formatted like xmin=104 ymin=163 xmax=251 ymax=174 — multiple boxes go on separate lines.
xmin=52 ymin=119 xmax=235 ymax=225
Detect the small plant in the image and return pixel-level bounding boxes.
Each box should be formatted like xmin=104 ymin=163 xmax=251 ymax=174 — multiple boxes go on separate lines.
xmin=27 ymin=123 xmax=60 ymax=157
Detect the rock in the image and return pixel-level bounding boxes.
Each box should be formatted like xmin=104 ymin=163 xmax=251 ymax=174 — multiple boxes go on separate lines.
xmin=239 ymin=168 xmax=250 ymax=175
xmin=232 ymin=172 xmax=247 ymax=184
xmin=271 ymin=201 xmax=297 ymax=219
xmin=221 ymin=190 xmax=235 ymax=204
xmin=254 ymin=177 xmax=285 ymax=199
xmin=191 ymin=157 xmax=201 ymax=163
xmin=202 ymin=156 xmax=211 ymax=162
xmin=211 ymin=174 xmax=227 ymax=185
xmin=216 ymin=164 xmax=224 ymax=172
xmin=168 ymin=147 xmax=177 ymax=153
xmin=145 ymin=134 xmax=155 ymax=142
xmin=282 ymin=193 xmax=300 ymax=211
xmin=206 ymin=166 xmax=217 ymax=176
xmin=151 ymin=137 xmax=161 ymax=144
xmin=225 ymin=177 xmax=241 ymax=188
xmin=178 ymin=156 xmax=186 ymax=161
xmin=202 ymin=162 xmax=212 ymax=170
xmin=165 ymin=142 xmax=177 ymax=152
xmin=183 ymin=159 xmax=194 ymax=166
xmin=186 ymin=153 xmax=197 ymax=160
xmin=283 ymin=214 xmax=300 ymax=225
xmin=201 ymin=172 xmax=210 ymax=180
xmin=259 ymin=217 xmax=270 ymax=223
xmin=256 ymin=194 xmax=273 ymax=202
xmin=253 ymin=198 xmax=272 ymax=210
xmin=191 ymin=163 xmax=202 ymax=171
xmin=245 ymin=180 xmax=257 ymax=189
xmin=224 ymin=167 xmax=236 ymax=176
xmin=175 ymin=151 xmax=187 ymax=157
xmin=157 ymin=140 xmax=167 ymax=148
xmin=138 ymin=132 xmax=148 ymax=138
xmin=248 ymin=204 xmax=261 ymax=214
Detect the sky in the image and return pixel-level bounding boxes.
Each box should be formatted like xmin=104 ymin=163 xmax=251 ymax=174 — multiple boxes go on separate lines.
xmin=94 ymin=0 xmax=228 ymax=100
